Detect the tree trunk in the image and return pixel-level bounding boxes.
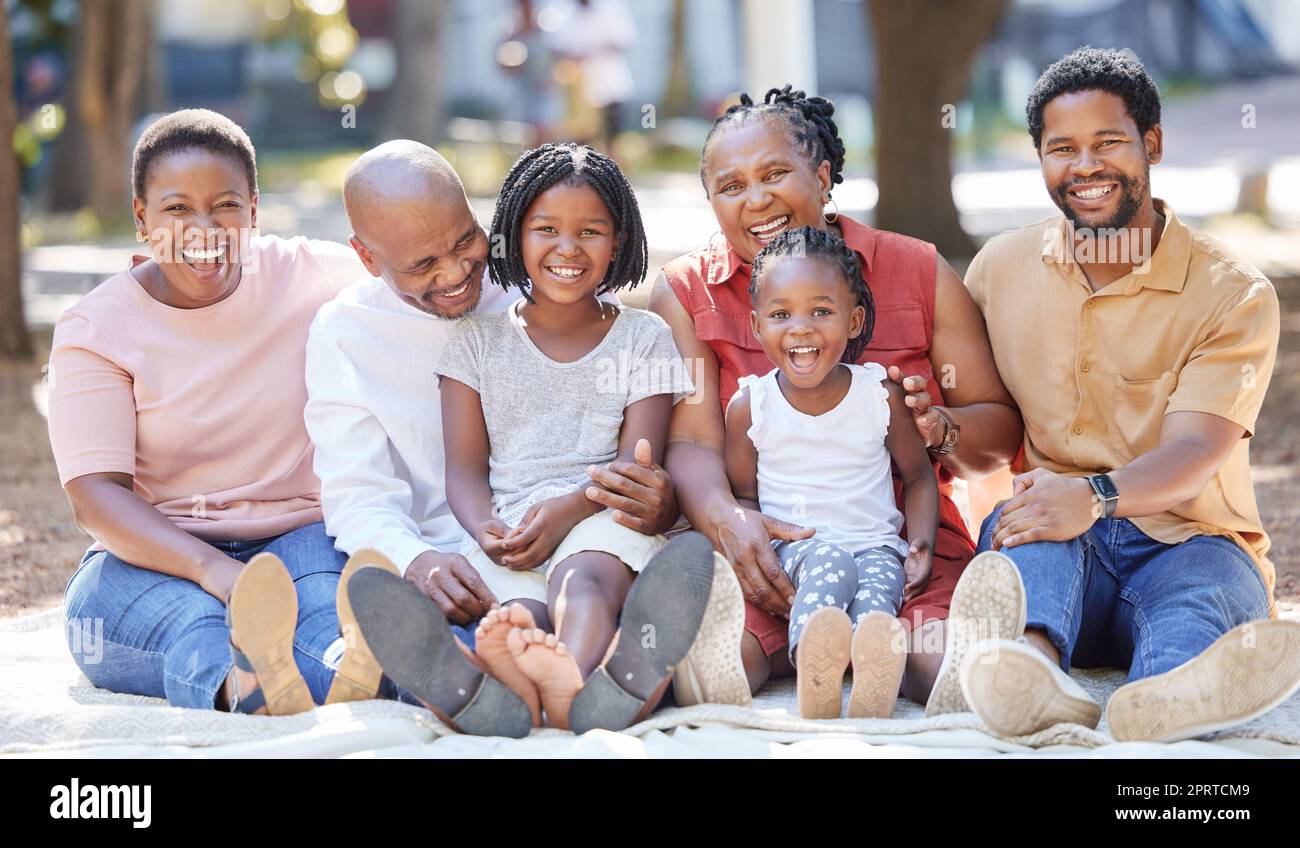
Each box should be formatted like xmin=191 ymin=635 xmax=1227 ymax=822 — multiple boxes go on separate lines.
xmin=45 ymin=0 xmax=151 ymax=224
xmin=867 ymin=0 xmax=1007 ymax=259
xmin=0 ymin=3 xmax=32 ymax=359
xmin=662 ymin=0 xmax=691 ymax=118
xmin=384 ymin=0 xmax=448 ymax=145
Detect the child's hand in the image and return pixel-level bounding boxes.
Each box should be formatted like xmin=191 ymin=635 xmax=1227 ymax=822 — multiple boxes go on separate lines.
xmin=499 ymin=496 xmax=586 ymax=571
xmin=902 ymin=539 xmax=934 ymax=602
xmin=477 ymin=519 xmax=515 ymax=566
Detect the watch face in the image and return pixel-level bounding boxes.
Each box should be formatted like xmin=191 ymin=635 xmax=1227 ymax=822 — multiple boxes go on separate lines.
xmin=1092 ymin=474 xmax=1119 ymax=500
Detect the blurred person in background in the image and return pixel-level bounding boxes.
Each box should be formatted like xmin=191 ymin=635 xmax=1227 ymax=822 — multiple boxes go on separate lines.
xmin=497 ymin=0 xmax=556 ymax=145
xmin=547 ymin=0 xmax=636 ymax=154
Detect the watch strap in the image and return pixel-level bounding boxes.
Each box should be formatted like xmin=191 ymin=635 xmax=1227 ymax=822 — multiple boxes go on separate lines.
xmin=932 ymin=406 xmax=960 ymax=455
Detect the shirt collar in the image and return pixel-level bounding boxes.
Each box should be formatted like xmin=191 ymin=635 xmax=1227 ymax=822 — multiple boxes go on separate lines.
xmin=705 ymin=214 xmax=880 ymax=286
xmin=1040 ymin=198 xmax=1190 ymax=294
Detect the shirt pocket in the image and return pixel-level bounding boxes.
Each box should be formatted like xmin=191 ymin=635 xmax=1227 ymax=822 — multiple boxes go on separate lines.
xmin=1109 ymin=371 xmax=1177 ymax=456
xmin=576 ymin=410 xmax=623 ymax=458
xmin=695 ymin=311 xmax=763 ymax=351
xmin=868 ymin=304 xmax=928 ymax=352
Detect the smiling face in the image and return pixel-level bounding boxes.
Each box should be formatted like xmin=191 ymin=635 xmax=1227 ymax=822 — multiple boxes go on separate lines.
xmin=750 ymin=256 xmax=865 ymax=389
xmin=1039 ymin=89 xmax=1162 ymax=231
xmin=520 ymin=179 xmax=616 ymax=307
xmin=704 ymin=120 xmax=832 ymax=264
xmin=350 ymin=193 xmax=488 ymax=319
xmin=132 ymin=147 xmax=257 ymax=304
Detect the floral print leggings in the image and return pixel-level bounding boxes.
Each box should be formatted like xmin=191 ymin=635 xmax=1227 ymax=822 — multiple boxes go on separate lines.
xmin=774 ymin=538 xmax=906 ymax=659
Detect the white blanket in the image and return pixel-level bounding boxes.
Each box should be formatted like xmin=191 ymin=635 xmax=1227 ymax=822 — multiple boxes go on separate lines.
xmin=4 ymin=608 xmax=1298 ymax=758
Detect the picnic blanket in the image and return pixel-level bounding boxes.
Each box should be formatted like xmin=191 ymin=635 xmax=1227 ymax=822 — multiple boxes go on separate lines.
xmin=3 ymin=607 xmax=1299 ymax=758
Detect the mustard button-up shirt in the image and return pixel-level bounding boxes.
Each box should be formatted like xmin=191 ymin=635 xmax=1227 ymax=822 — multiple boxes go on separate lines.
xmin=967 ymin=200 xmax=1280 ymax=604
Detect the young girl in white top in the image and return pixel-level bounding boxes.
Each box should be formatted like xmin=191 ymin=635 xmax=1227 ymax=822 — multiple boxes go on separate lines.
xmin=725 ymin=226 xmax=939 ymax=720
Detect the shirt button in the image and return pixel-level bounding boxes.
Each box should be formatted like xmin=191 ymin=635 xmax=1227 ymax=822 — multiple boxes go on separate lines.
xmin=1073 ymin=425 xmax=1083 ymax=435
xmin=1081 ymin=362 xmax=1090 ymax=372
xmin=1085 ymin=300 xmax=1095 ymax=309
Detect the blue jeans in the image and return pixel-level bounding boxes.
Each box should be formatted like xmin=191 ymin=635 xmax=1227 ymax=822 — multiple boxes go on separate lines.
xmin=63 ymin=521 xmax=351 ymax=709
xmin=977 ymin=505 xmax=1270 ymax=682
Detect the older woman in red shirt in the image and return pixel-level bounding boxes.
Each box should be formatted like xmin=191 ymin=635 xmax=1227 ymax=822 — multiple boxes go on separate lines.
xmin=651 ymin=86 xmax=1023 ymax=708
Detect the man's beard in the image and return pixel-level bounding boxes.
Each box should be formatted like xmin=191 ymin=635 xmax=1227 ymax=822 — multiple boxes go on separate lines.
xmin=1053 ymin=169 xmax=1148 ymax=232
xmin=415 ymin=264 xmax=484 ymax=319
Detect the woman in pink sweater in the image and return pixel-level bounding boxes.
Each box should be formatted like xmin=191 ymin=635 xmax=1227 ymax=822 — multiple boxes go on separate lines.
xmin=49 ymin=109 xmax=364 ymax=716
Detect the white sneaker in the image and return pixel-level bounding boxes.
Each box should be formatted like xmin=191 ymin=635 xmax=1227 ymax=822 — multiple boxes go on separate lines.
xmin=960 ymin=639 xmax=1101 ymax=737
xmin=925 ymin=550 xmax=1027 ymax=716
xmin=1106 ymin=618 xmax=1300 ymax=743
xmin=672 ymin=552 xmax=752 ymax=708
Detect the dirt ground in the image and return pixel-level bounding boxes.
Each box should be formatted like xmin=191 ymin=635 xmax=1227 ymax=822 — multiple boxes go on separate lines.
xmin=2 ymin=277 xmax=1299 ymax=618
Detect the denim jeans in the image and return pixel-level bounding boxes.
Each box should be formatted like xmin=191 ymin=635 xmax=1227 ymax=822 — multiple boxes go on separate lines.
xmin=63 ymin=521 xmax=351 ymax=709
xmin=977 ymin=504 xmax=1270 ymax=682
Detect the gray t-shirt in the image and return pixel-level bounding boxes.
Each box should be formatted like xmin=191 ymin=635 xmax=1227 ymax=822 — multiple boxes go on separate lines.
xmin=434 ymin=302 xmax=694 ymax=528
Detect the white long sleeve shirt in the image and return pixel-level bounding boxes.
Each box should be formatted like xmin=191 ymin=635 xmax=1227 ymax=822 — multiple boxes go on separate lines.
xmin=304 ymin=271 xmax=517 ymax=574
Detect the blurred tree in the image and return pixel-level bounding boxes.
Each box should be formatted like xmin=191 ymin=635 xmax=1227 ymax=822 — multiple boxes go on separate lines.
xmin=384 ymin=0 xmax=448 ymax=145
xmin=2 ymin=2 xmax=32 ymax=359
xmin=868 ymin=0 xmax=1007 ymax=259
xmin=662 ymin=0 xmax=691 ymax=118
xmin=44 ymin=0 xmax=153 ymax=226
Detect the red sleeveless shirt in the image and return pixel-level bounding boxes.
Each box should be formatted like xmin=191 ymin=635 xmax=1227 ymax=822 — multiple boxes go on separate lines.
xmin=662 ymin=215 xmax=975 ymax=568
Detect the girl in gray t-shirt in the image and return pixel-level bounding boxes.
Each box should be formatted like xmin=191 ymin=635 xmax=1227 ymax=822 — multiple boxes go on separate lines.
xmin=434 ymin=143 xmax=694 ymax=730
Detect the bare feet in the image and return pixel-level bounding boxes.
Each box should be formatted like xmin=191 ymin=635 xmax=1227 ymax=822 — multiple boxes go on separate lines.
xmin=475 ymin=605 xmax=543 ymax=726
xmin=508 ymin=627 xmax=584 ymax=730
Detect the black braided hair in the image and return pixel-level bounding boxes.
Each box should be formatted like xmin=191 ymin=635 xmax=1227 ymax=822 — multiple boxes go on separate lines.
xmin=699 ymin=84 xmax=846 ymax=196
xmin=750 ymin=225 xmax=874 ymax=364
xmin=132 ymin=108 xmax=257 ymax=199
xmin=488 ymin=142 xmax=648 ymax=300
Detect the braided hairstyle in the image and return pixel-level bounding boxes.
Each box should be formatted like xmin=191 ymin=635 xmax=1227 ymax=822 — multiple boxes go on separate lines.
xmin=750 ymin=225 xmax=874 ymax=364
xmin=488 ymin=142 xmax=648 ymax=300
xmin=699 ymin=84 xmax=846 ymax=196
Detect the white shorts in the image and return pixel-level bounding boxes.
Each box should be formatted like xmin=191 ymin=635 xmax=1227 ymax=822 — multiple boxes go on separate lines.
xmin=460 ymin=509 xmax=668 ymax=605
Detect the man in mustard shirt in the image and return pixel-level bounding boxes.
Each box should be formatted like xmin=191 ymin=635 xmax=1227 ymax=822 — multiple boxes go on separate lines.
xmin=955 ymin=47 xmax=1300 ymax=742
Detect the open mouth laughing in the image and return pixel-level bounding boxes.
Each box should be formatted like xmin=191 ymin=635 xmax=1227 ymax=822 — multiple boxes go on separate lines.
xmin=180 ymin=242 xmax=228 ymax=278
xmin=785 ymin=344 xmax=821 ymax=375
xmin=749 ymin=214 xmax=790 ymax=246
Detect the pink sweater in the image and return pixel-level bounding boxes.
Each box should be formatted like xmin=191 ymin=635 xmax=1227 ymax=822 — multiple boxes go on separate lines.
xmin=48 ymin=235 xmax=365 ymax=542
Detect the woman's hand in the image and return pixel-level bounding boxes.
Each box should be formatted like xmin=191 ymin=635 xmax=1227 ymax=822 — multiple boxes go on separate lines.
xmin=887 ymin=365 xmax=945 ymax=449
xmin=709 ymin=504 xmax=812 ymax=617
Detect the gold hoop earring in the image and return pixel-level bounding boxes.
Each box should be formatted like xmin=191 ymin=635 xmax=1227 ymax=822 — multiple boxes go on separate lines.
xmin=823 ymin=196 xmax=839 ymax=225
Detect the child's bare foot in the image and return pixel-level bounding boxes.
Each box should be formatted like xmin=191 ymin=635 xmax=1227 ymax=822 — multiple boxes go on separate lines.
xmin=507 ymin=627 xmax=584 ymax=730
xmin=475 ymin=605 xmax=543 ymax=726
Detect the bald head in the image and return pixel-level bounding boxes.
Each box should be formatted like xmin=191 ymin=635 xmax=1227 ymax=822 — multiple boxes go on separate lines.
xmin=342 ymin=140 xmax=489 ymax=319
xmin=343 ymin=140 xmax=466 ymax=240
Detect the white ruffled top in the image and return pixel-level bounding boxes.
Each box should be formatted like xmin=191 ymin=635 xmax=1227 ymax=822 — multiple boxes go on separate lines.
xmin=739 ymin=362 xmax=908 ymax=558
